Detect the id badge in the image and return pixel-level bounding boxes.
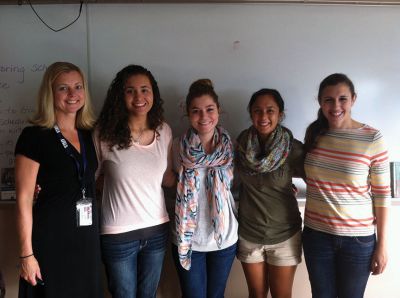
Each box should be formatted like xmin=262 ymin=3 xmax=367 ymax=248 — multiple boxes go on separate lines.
xmin=76 ymin=198 xmax=93 ymax=227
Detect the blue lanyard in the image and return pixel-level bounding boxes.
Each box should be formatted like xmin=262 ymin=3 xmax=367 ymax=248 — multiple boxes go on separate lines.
xmin=54 ymin=125 xmax=87 ymax=198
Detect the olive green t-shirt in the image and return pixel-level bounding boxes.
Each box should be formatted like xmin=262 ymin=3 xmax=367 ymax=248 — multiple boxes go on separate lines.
xmin=237 ymin=139 xmax=304 ymax=245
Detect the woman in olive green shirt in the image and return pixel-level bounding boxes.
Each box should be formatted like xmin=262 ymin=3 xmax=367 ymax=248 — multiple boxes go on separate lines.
xmin=236 ymin=88 xmax=304 ymax=298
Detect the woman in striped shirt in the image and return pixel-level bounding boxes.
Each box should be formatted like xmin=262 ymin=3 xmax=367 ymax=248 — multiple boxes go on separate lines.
xmin=303 ymin=73 xmax=391 ymax=298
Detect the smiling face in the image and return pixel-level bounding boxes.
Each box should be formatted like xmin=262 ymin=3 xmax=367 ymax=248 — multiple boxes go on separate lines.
xmin=319 ymin=83 xmax=356 ymax=129
xmin=52 ymin=71 xmax=85 ymax=117
xmin=188 ymin=95 xmax=219 ymax=139
xmin=250 ymin=94 xmax=283 ymax=139
xmin=124 ymin=74 xmax=154 ymax=117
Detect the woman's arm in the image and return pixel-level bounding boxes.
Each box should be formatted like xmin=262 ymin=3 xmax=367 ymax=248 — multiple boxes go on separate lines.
xmin=292 ymin=140 xmax=306 ymax=180
xmin=92 ymin=130 xmax=105 ymax=200
xmin=95 ymin=174 xmax=104 ymax=201
xmin=370 ymin=206 xmax=389 ymax=275
xmin=15 ymin=154 xmax=42 ymax=285
xmin=162 ymin=140 xmax=177 ymax=188
xmin=369 ymin=131 xmax=391 ymax=275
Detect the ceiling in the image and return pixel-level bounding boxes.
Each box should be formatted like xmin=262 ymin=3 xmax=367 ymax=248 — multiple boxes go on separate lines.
xmin=1 ymin=0 xmax=400 ymax=4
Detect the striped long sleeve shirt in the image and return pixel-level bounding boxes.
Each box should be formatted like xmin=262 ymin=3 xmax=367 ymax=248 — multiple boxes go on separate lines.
xmin=304 ymin=125 xmax=391 ymax=236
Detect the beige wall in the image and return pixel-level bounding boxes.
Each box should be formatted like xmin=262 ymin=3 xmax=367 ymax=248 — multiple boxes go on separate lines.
xmin=1 ymin=203 xmax=400 ymax=297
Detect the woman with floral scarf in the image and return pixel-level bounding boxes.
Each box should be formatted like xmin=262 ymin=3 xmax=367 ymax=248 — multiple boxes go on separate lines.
xmin=172 ymin=79 xmax=238 ymax=298
xmin=236 ymin=89 xmax=305 ymax=298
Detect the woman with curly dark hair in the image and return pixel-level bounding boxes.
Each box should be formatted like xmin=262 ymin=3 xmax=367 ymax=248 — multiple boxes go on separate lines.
xmin=94 ymin=65 xmax=175 ymax=298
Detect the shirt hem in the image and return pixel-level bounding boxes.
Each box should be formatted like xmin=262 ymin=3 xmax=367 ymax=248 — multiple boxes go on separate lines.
xmin=100 ymin=217 xmax=170 ymax=235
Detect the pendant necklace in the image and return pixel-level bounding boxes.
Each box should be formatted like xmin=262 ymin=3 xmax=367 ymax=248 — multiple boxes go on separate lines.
xmin=132 ymin=128 xmax=144 ymax=145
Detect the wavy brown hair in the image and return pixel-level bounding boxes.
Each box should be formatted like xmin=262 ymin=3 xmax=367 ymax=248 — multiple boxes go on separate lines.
xmin=96 ymin=65 xmax=164 ymax=150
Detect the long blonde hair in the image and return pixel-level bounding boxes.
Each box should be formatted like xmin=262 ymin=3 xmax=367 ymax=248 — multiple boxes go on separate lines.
xmin=30 ymin=62 xmax=95 ymax=129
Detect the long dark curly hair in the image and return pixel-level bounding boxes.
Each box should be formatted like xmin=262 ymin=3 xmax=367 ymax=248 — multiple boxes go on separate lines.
xmin=96 ymin=65 xmax=164 ymax=150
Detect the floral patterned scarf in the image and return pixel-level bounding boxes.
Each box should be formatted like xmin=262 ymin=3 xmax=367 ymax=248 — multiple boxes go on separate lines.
xmin=175 ymin=126 xmax=234 ymax=270
xmin=237 ymin=125 xmax=292 ymax=175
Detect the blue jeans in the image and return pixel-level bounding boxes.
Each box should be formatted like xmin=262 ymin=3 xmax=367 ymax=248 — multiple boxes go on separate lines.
xmin=172 ymin=243 xmax=237 ymax=298
xmin=101 ymin=230 xmax=168 ymax=298
xmin=302 ymin=227 xmax=375 ymax=298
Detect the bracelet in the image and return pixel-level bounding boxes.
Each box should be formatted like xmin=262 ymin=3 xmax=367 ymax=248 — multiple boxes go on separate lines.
xmin=19 ymin=253 xmax=34 ymax=259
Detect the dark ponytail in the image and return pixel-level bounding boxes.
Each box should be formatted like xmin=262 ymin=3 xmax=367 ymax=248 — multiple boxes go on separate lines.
xmin=304 ymin=108 xmax=329 ymax=152
xmin=304 ymin=73 xmax=355 ymax=152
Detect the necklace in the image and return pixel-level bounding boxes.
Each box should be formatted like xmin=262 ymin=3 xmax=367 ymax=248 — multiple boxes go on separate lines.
xmin=132 ymin=128 xmax=144 ymax=145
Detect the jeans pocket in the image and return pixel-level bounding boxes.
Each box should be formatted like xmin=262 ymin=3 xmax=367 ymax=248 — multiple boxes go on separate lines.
xmin=302 ymin=226 xmax=315 ymax=240
xmin=220 ymin=242 xmax=238 ymax=257
xmin=353 ymin=234 xmax=376 ymax=247
xmin=101 ymin=238 xmax=140 ymax=261
xmin=144 ymin=230 xmax=169 ymax=252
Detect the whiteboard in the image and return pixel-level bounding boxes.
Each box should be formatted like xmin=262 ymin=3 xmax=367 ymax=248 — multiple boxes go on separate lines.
xmin=87 ymin=4 xmax=400 ymax=161
xmin=1 ymin=3 xmax=399 ymax=171
xmin=0 ymin=4 xmax=87 ymax=168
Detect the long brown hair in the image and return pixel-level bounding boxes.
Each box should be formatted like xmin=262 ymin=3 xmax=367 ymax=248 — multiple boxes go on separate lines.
xmin=304 ymin=73 xmax=356 ymax=152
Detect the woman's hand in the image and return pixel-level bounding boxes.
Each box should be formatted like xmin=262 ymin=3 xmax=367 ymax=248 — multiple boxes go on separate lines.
xmin=34 ymin=184 xmax=41 ymax=201
xmin=371 ymin=207 xmax=389 ymax=275
xmin=370 ymin=244 xmax=388 ymax=275
xmin=20 ymin=256 xmax=43 ymax=286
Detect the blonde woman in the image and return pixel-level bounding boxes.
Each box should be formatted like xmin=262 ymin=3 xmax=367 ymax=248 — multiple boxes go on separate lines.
xmin=16 ymin=62 xmax=102 ymax=298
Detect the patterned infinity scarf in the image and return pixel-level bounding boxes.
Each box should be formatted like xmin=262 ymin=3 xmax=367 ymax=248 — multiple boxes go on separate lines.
xmin=237 ymin=125 xmax=292 ymax=175
xmin=175 ymin=126 xmax=234 ymax=270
